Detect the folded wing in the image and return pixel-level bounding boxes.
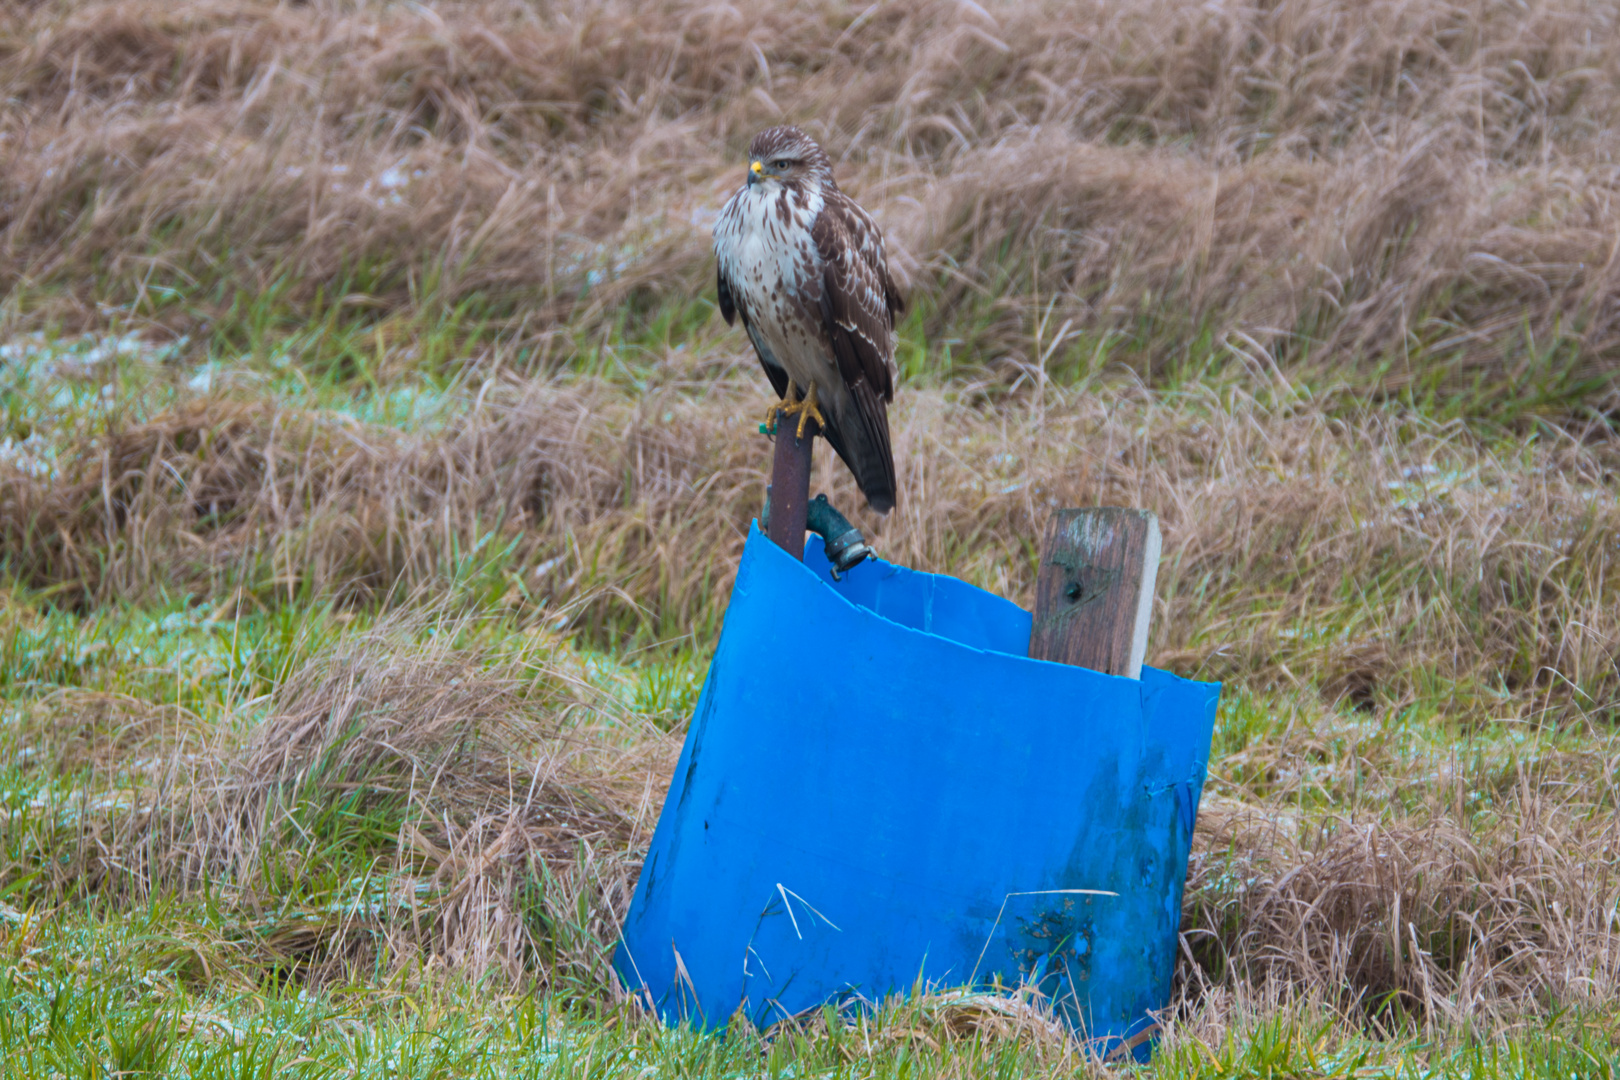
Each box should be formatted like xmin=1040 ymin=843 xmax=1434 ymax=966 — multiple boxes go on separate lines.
xmin=811 ymin=192 xmax=905 ymax=512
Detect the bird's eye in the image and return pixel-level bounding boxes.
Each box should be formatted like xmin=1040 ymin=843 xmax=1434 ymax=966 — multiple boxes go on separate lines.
xmin=772 ymin=159 xmax=790 ymax=170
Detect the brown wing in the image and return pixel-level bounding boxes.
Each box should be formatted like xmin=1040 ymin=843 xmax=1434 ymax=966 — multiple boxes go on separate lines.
xmin=811 ymin=191 xmax=904 ymax=403
xmin=811 ymin=191 xmax=904 ymax=511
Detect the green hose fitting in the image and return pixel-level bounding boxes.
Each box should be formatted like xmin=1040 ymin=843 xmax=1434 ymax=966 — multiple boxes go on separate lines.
xmin=760 ymin=492 xmax=876 ymax=580
xmin=807 ymin=494 xmax=874 ymax=579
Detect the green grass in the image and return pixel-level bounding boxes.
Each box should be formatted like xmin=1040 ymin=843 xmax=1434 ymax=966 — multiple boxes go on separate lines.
xmin=13 ymin=272 xmax=1615 ymax=425
xmin=0 ymin=902 xmax=1615 ymax=1078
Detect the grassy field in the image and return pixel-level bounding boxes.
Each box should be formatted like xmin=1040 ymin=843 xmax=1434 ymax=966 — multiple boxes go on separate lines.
xmin=3 ymin=0 xmax=1620 ymax=1075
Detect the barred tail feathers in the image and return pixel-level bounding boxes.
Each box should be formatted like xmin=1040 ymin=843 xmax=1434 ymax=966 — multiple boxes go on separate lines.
xmin=820 ymin=381 xmax=896 ymax=514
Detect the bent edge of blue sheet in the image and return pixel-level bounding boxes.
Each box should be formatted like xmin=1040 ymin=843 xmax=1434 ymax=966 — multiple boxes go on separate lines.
xmin=615 ymin=524 xmax=1220 ymax=1063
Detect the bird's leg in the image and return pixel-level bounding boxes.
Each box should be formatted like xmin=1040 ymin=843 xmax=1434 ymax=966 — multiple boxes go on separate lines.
xmin=762 ymin=380 xmax=800 ymax=433
xmin=780 ymin=380 xmax=826 ymax=438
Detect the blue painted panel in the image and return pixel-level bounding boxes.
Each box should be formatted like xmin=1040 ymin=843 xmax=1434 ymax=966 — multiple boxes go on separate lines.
xmin=803 ymin=536 xmax=1033 ymax=656
xmin=616 ymin=524 xmax=1219 ymax=1061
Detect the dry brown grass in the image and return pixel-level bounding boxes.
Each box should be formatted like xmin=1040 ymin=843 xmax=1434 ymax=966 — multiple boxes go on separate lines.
xmin=4 ymin=377 xmax=1615 ymax=722
xmin=1184 ymin=780 xmax=1620 ymax=1029
xmin=6 ymin=0 xmax=1620 ymax=393
xmin=4 ymin=608 xmax=674 ymax=991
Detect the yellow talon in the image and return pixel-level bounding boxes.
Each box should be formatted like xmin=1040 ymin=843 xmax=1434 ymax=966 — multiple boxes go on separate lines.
xmin=781 ymin=380 xmax=825 ymax=438
xmin=763 ymin=381 xmax=795 ymax=433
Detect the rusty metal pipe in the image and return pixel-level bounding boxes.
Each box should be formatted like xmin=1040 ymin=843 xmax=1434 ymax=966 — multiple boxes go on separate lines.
xmin=766 ymin=421 xmax=815 ymax=560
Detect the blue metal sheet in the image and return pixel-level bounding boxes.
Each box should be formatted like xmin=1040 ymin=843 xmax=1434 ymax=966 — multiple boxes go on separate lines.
xmin=615 ymin=524 xmax=1219 ymax=1061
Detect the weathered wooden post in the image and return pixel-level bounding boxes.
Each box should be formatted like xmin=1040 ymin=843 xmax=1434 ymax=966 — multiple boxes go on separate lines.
xmin=1029 ymin=508 xmax=1162 ymax=678
xmin=1027 ymin=507 xmax=1165 ymax=1063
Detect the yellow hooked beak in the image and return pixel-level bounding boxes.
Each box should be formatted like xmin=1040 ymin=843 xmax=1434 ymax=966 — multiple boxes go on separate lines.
xmin=749 ymin=160 xmax=764 ymax=184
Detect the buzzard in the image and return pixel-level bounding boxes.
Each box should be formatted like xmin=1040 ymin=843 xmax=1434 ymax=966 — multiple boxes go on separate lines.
xmin=714 ymin=126 xmax=904 ymax=513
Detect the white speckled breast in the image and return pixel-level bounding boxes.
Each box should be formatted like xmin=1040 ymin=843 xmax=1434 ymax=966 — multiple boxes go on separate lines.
xmin=714 ymin=182 xmax=830 ymax=390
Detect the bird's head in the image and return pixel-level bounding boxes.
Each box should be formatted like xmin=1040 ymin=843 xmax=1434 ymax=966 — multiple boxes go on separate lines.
xmin=745 ymin=126 xmax=832 ymax=194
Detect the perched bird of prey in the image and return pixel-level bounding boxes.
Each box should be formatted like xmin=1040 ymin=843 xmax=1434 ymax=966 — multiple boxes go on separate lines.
xmin=713 ymin=126 xmax=904 ymax=513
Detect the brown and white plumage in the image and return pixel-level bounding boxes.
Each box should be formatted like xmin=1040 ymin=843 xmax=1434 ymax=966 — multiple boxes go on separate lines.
xmin=713 ymin=126 xmax=904 ymax=513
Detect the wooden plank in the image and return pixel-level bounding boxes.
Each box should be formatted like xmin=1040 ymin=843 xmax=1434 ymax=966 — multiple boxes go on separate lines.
xmin=1029 ymin=508 xmax=1162 ymax=679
